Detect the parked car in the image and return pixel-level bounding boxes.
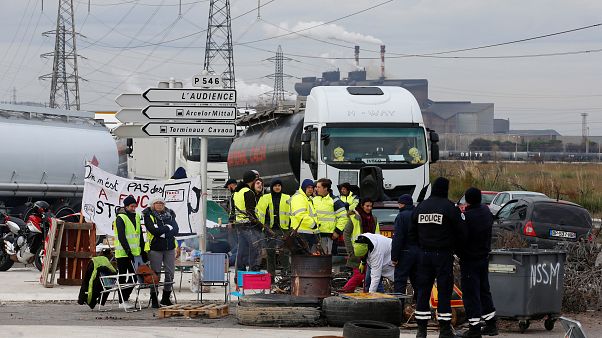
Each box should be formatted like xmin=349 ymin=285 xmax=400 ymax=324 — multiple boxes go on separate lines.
xmin=457 ymin=191 xmax=498 ymax=212
xmin=493 ymin=196 xmax=593 ymax=249
xmin=489 ymin=191 xmax=547 ymax=214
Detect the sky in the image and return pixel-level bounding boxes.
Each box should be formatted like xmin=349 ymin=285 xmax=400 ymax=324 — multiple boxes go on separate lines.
xmin=0 ymin=0 xmax=600 ymax=135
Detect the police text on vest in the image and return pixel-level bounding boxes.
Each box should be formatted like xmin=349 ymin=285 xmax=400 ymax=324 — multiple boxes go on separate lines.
xmin=418 ymin=213 xmax=443 ymax=225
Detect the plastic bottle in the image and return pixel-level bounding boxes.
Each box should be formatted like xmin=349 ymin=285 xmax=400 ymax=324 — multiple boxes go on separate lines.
xmin=180 ymin=243 xmax=187 ymax=263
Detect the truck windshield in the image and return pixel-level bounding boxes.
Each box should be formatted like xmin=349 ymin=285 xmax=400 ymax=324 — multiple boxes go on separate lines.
xmin=321 ymin=126 xmax=427 ymax=167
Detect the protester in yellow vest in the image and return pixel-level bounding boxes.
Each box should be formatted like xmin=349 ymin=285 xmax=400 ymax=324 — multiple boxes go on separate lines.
xmin=113 ymin=195 xmax=146 ymax=310
xmin=314 ymin=178 xmax=348 ymax=255
xmin=289 ymin=179 xmax=319 ymax=253
xmin=338 ymin=182 xmax=359 ymax=215
xmin=233 ymin=170 xmax=264 ymax=275
xmin=257 ymin=179 xmax=291 ymax=280
xmin=142 ymin=197 xmax=178 ymax=308
xmin=340 ymin=198 xmax=380 ymax=293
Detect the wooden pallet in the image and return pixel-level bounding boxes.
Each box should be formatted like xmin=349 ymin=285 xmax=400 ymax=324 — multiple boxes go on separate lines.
xmin=158 ymin=303 xmax=229 ymax=319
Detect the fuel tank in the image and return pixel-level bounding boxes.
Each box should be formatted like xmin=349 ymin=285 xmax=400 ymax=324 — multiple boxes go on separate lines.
xmin=228 ymin=113 xmax=303 ymax=194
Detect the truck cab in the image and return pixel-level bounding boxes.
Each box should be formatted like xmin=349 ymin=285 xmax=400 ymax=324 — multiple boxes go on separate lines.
xmin=300 ymin=86 xmax=439 ymax=202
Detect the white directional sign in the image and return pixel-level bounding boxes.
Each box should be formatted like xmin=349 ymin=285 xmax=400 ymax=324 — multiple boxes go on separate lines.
xmin=112 ymin=124 xmax=149 ymax=138
xmin=115 ymin=106 xmax=237 ymax=123
xmin=142 ymin=88 xmax=236 ymax=103
xmin=142 ymin=122 xmax=236 ymax=137
xmin=192 ymin=75 xmax=222 ymax=88
xmin=115 ymin=93 xmax=156 ymax=108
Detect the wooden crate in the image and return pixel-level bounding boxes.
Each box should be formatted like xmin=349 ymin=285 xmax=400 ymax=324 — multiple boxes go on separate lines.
xmin=158 ymin=303 xmax=229 ymax=319
xmin=57 ymin=222 xmax=96 ymax=286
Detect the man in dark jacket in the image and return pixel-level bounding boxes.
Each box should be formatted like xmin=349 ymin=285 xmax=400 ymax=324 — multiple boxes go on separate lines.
xmin=409 ymin=177 xmax=465 ymax=338
xmin=113 ymin=195 xmax=146 ymax=310
xmin=391 ymin=194 xmax=417 ymax=294
xmin=456 ymin=188 xmax=498 ymax=337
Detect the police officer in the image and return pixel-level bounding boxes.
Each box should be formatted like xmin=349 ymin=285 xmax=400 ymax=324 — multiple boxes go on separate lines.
xmin=456 ymin=188 xmax=498 ymax=338
xmin=233 ymin=170 xmax=264 ymax=273
xmin=391 ymin=194 xmax=418 ymax=294
xmin=409 ymin=177 xmax=465 ymax=338
xmin=256 ymin=179 xmax=291 ymax=280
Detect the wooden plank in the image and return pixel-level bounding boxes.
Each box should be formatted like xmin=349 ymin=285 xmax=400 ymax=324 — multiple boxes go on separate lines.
xmin=157 ymin=303 xmax=229 ymax=319
xmin=56 ymin=278 xmax=83 ymax=286
xmin=63 ymin=222 xmax=94 ymax=230
xmin=59 ymin=252 xmax=93 ymax=259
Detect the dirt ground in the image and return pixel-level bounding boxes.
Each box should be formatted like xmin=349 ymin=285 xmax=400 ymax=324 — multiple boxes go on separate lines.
xmin=1 ymin=301 xmax=600 ymax=336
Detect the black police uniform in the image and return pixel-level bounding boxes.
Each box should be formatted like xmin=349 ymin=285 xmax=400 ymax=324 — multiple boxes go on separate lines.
xmin=408 ymin=177 xmax=465 ymax=337
xmin=457 ymin=187 xmax=497 ymax=336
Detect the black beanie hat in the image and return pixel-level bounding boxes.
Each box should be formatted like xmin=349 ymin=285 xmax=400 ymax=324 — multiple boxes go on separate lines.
xmin=271 ymin=179 xmax=283 ymax=189
xmin=243 ymin=170 xmax=257 ymax=184
xmin=123 ymin=195 xmax=137 ymax=207
xmin=465 ymin=187 xmax=482 ymax=205
xmin=431 ymin=177 xmax=449 ymax=198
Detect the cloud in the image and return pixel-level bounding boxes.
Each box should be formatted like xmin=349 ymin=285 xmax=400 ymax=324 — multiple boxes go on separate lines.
xmin=263 ymin=21 xmax=383 ymax=45
xmin=235 ymin=79 xmax=273 ymax=105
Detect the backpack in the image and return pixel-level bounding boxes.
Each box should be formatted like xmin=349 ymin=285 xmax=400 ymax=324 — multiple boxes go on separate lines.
xmin=136 ymin=263 xmax=159 ymax=285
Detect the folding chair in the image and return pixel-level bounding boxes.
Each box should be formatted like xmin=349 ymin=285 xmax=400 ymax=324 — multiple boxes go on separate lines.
xmin=196 ymin=253 xmax=230 ymax=303
xmin=98 ymin=272 xmax=140 ymax=312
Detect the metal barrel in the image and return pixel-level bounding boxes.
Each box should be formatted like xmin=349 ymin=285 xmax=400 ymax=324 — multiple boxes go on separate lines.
xmin=290 ymin=255 xmax=332 ymax=298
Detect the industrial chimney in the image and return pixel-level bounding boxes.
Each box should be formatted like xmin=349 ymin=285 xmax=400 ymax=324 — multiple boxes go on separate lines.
xmin=354 ymin=45 xmax=360 ymax=69
xmin=380 ymin=45 xmax=385 ymax=79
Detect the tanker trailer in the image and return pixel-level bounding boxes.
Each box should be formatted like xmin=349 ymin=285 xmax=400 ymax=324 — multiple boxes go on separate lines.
xmin=228 ymin=86 xmax=439 ymax=201
xmin=0 ymin=104 xmax=119 ymax=219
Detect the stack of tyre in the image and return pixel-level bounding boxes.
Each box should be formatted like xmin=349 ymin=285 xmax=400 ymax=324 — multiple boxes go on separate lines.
xmin=236 ymin=294 xmax=322 ymax=327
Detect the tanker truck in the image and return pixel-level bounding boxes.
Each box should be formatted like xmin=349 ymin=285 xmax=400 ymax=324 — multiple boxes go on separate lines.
xmin=0 ymin=103 xmax=119 ymax=219
xmin=228 ymin=86 xmax=439 ymax=202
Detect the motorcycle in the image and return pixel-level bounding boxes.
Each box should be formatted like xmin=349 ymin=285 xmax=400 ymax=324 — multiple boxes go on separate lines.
xmin=0 ymin=208 xmax=53 ymax=272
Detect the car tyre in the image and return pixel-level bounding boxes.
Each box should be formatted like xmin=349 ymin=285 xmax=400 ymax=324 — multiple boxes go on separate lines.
xmin=322 ymin=295 xmax=402 ymax=327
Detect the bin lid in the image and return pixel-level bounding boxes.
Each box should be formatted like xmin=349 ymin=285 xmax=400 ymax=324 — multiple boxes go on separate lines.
xmin=491 ymin=248 xmax=567 ymax=255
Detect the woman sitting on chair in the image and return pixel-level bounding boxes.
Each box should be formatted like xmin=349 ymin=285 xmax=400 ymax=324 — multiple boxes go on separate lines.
xmin=143 ymin=197 xmax=179 ymax=308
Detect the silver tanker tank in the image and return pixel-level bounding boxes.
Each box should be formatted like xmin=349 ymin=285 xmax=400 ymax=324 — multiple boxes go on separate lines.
xmin=228 ymin=112 xmax=303 ymax=195
xmin=0 ymin=104 xmax=118 ymax=215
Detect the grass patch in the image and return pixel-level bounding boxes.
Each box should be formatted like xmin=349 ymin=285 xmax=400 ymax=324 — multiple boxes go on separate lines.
xmin=431 ymin=162 xmax=602 ymax=215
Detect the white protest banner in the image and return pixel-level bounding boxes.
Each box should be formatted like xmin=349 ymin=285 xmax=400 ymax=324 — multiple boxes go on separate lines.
xmin=82 ymin=163 xmax=201 ymax=237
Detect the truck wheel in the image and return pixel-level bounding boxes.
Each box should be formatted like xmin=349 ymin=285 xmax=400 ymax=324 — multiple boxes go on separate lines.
xmin=0 ymin=250 xmax=14 ymax=271
xmin=34 ymin=245 xmax=44 ymax=271
xmin=236 ymin=305 xmax=321 ymax=326
xmin=518 ymin=320 xmax=530 ymax=333
xmin=544 ymin=318 xmax=555 ymax=331
xmin=322 ymin=295 xmax=402 ymax=327
xmin=343 ymin=320 xmax=400 ymax=338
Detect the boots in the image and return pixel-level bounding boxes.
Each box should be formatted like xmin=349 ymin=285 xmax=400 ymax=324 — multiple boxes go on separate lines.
xmin=456 ymin=324 xmax=482 ymax=338
xmin=160 ymin=290 xmax=174 ymax=306
xmin=481 ymin=319 xmax=498 ymax=336
xmin=150 ymin=290 xmax=160 ymax=309
xmin=416 ymin=320 xmax=428 ymax=338
xmin=439 ymin=320 xmax=455 ymax=338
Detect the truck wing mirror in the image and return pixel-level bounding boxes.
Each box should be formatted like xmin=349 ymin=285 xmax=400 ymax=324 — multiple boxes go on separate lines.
xmin=302 ymin=143 xmax=311 ymax=162
xmin=429 ymin=131 xmax=440 ymax=163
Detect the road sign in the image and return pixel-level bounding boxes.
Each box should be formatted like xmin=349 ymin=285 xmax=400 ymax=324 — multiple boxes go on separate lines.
xmin=115 ymin=106 xmax=237 ymax=123
xmin=192 ymin=75 xmax=222 ymax=88
xmin=115 ymin=93 xmax=156 ymax=108
xmin=142 ymin=122 xmax=236 ymax=137
xmin=112 ymin=124 xmax=149 ymax=138
xmin=142 ymin=88 xmax=236 ymax=103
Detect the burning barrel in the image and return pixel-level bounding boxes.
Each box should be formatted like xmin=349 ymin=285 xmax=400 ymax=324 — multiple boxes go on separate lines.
xmin=291 ymin=255 xmax=332 ymax=298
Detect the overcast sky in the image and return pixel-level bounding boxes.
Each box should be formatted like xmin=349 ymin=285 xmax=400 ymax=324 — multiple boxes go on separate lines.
xmin=0 ymin=0 xmax=600 ymax=135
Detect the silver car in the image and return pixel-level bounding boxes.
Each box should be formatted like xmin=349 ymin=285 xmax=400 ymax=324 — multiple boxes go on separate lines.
xmin=489 ymin=191 xmax=547 ymax=214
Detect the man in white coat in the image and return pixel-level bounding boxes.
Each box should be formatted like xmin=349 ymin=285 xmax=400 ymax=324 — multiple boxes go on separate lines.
xmin=355 ymin=233 xmax=395 ymax=293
